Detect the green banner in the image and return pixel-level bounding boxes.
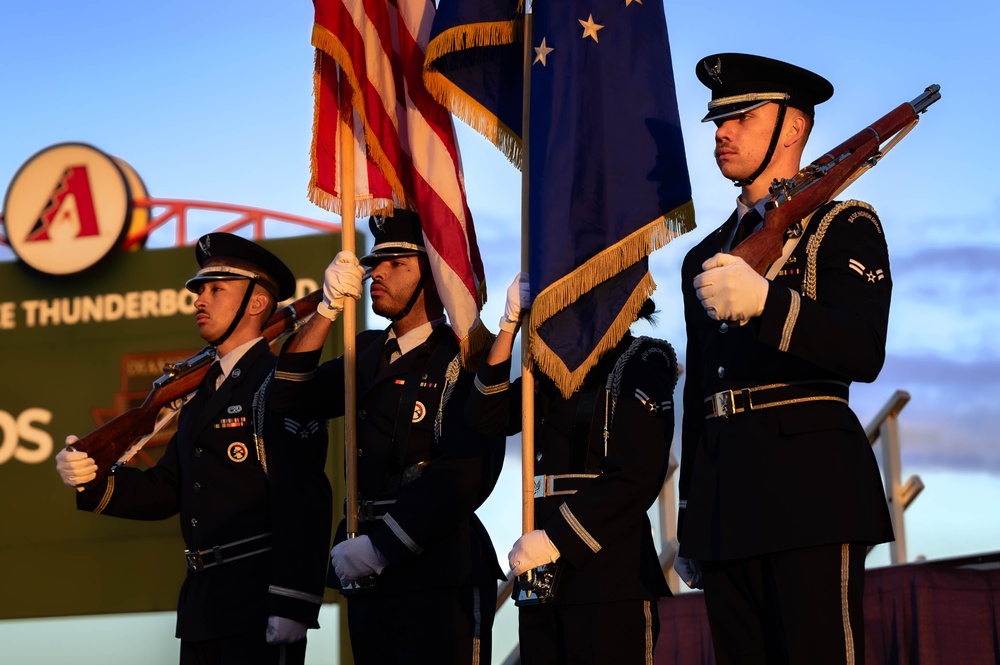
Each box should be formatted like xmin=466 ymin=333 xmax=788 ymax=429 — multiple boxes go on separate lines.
xmin=0 ymin=234 xmax=347 ymax=619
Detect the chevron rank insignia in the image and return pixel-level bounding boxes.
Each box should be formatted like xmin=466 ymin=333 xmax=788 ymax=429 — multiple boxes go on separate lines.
xmin=284 ymin=418 xmax=322 ymax=439
xmin=848 ymin=258 xmax=885 ymax=283
xmin=635 ymin=388 xmax=671 ymax=413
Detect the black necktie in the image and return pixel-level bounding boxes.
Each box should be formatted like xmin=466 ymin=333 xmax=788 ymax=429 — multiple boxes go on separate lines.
xmin=199 ymin=362 xmax=223 ymax=398
xmin=379 ymin=338 xmax=400 ymax=372
xmin=732 ymin=209 xmax=762 ymax=249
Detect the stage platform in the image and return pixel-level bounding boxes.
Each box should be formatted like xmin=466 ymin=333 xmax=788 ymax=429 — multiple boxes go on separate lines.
xmin=654 ymin=552 xmax=1000 ymax=664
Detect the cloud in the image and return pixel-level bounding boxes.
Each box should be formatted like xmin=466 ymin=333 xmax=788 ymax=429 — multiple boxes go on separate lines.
xmin=854 ymin=354 xmax=1000 ymax=473
xmin=888 ymin=243 xmax=1000 ymax=359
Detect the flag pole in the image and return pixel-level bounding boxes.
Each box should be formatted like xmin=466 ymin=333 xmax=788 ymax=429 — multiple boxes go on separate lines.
xmin=520 ymin=4 xmax=535 ymax=539
xmin=339 ymin=78 xmax=361 ymax=540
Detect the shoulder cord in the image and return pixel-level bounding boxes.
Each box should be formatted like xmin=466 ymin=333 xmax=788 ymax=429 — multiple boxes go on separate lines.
xmin=602 ymin=337 xmax=645 ymax=458
xmin=252 ymin=371 xmax=271 ymax=476
xmin=802 ymin=200 xmax=879 ymax=300
xmin=603 ymin=337 xmax=678 ymax=457
xmin=433 ymin=353 xmax=462 ymax=442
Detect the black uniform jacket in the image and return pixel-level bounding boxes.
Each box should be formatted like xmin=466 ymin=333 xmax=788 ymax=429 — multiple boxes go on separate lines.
xmin=269 ymin=324 xmax=505 ymax=594
xmin=678 ymin=200 xmax=895 ymax=561
xmin=77 ymin=338 xmax=333 ymax=641
xmin=467 ymin=334 xmax=676 ymax=605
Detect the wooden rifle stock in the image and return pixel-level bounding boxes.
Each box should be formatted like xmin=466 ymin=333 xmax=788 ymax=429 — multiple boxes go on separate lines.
xmin=72 ymin=289 xmax=322 ymax=485
xmin=733 ymin=84 xmax=941 ymax=274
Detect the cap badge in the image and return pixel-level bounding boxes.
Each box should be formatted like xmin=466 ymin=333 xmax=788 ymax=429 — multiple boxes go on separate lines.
xmin=373 ymin=215 xmax=387 ymax=233
xmin=704 ymin=57 xmax=723 ymax=85
xmin=198 ymin=235 xmax=211 ymax=257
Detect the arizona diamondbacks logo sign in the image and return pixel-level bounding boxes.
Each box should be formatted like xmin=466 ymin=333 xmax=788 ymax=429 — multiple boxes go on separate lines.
xmin=2 ymin=143 xmax=148 ymax=276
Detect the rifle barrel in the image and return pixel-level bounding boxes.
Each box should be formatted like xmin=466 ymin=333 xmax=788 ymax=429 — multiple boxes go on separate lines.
xmin=911 ymin=84 xmax=941 ymax=115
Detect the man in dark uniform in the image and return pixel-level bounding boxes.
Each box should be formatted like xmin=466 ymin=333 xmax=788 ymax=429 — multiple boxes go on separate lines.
xmin=675 ymin=53 xmax=895 ymax=665
xmin=466 ymin=273 xmax=677 ymax=664
xmin=55 ymin=233 xmax=332 ymax=665
xmin=267 ymin=210 xmax=506 ymax=665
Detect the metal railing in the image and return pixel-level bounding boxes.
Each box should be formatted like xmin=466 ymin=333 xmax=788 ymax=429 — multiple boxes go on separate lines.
xmin=865 ymin=390 xmax=923 ymax=564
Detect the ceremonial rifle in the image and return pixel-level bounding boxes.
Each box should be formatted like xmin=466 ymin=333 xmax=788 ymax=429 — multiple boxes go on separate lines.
xmin=71 ymin=289 xmax=322 ymax=486
xmin=733 ymin=84 xmax=941 ymax=274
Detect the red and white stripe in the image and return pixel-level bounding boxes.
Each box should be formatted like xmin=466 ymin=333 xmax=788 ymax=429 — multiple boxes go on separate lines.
xmin=312 ymin=0 xmax=487 ymax=348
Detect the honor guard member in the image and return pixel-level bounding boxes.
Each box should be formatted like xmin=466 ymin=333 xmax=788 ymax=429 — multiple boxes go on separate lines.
xmin=674 ymin=53 xmax=895 ymax=665
xmin=267 ymin=211 xmax=506 ymax=665
xmin=466 ymin=274 xmax=677 ymax=664
xmin=55 ymin=233 xmax=333 ymax=665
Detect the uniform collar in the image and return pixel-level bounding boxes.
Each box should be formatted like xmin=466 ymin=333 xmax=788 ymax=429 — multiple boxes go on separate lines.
xmin=388 ymin=317 xmax=446 ymax=358
xmin=215 ymin=336 xmax=263 ymax=383
xmin=736 ymin=196 xmax=767 ymax=221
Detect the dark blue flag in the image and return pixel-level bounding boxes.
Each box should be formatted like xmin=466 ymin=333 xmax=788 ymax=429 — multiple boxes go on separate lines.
xmin=427 ymin=0 xmax=695 ymax=396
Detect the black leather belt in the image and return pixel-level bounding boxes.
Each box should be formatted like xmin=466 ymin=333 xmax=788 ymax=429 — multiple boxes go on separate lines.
xmin=533 ymin=473 xmax=601 ymax=498
xmin=184 ymin=532 xmax=272 ymax=572
xmin=704 ymin=381 xmax=849 ymax=420
xmin=346 ymin=499 xmax=397 ymax=522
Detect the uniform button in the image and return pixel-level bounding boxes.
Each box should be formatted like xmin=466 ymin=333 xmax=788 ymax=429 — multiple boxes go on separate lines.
xmin=357 ymin=448 xmax=363 ymax=457
xmin=536 ymin=452 xmax=542 ymax=462
xmin=719 ymin=322 xmax=729 ymax=333
xmin=359 ymin=409 xmax=366 ymax=420
xmin=717 ymin=366 xmax=725 ymax=378
xmin=194 ymin=448 xmax=203 ymax=457
xmin=190 ymin=518 xmax=198 ymax=527
xmin=193 ymin=482 xmax=202 ymax=492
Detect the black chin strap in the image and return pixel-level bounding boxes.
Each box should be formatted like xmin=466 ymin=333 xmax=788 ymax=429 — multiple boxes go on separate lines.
xmin=734 ymin=102 xmax=788 ymax=188
xmin=390 ymin=270 xmax=429 ymax=322
xmin=208 ymin=279 xmax=257 ymax=348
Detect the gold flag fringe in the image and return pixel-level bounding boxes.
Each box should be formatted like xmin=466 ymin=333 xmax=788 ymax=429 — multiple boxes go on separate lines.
xmin=532 ymin=271 xmax=657 ymax=399
xmin=527 ymin=200 xmax=696 ymax=398
xmin=423 ymin=21 xmax=523 ymax=168
xmin=459 ymin=320 xmax=496 ymax=373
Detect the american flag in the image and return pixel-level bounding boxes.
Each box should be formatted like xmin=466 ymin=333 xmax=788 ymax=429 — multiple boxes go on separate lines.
xmin=311 ymin=0 xmax=491 ymax=364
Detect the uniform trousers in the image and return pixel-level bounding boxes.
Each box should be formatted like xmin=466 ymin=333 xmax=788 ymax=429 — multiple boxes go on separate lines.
xmin=345 ymin=582 xmax=496 ymax=665
xmin=179 ymin=632 xmax=306 ymax=665
xmin=517 ymin=598 xmax=660 ymax=665
xmin=702 ymin=542 xmax=867 ymax=665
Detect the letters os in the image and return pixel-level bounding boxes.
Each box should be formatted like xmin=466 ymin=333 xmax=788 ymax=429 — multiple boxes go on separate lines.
xmin=0 ymin=408 xmax=54 ymax=465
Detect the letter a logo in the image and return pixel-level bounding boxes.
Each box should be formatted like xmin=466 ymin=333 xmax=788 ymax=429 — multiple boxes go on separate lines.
xmin=25 ymin=165 xmax=101 ymax=242
xmin=3 ymin=143 xmax=132 ymax=276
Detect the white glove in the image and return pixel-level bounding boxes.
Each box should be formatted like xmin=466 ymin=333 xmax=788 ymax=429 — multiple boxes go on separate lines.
xmin=317 ymin=251 xmax=365 ymax=321
xmin=694 ymin=253 xmax=769 ymax=323
xmin=330 ymin=535 xmax=386 ymax=585
xmin=266 ymin=615 xmax=307 ymax=645
xmin=673 ymin=555 xmax=704 ymax=589
xmin=55 ymin=436 xmax=97 ymax=490
xmin=499 ymin=272 xmax=530 ymax=334
xmin=508 ymin=530 xmax=560 ymax=576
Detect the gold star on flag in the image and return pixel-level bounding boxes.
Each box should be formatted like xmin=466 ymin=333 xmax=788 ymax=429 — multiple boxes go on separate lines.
xmin=534 ymin=37 xmax=554 ymax=66
xmin=625 ymin=0 xmax=643 ymax=5
xmin=578 ymin=14 xmax=604 ymax=42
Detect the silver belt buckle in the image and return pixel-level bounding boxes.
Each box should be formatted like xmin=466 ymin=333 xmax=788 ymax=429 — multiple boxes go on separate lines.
xmin=712 ymin=390 xmax=735 ymax=419
xmin=533 ymin=474 xmax=551 ymax=499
